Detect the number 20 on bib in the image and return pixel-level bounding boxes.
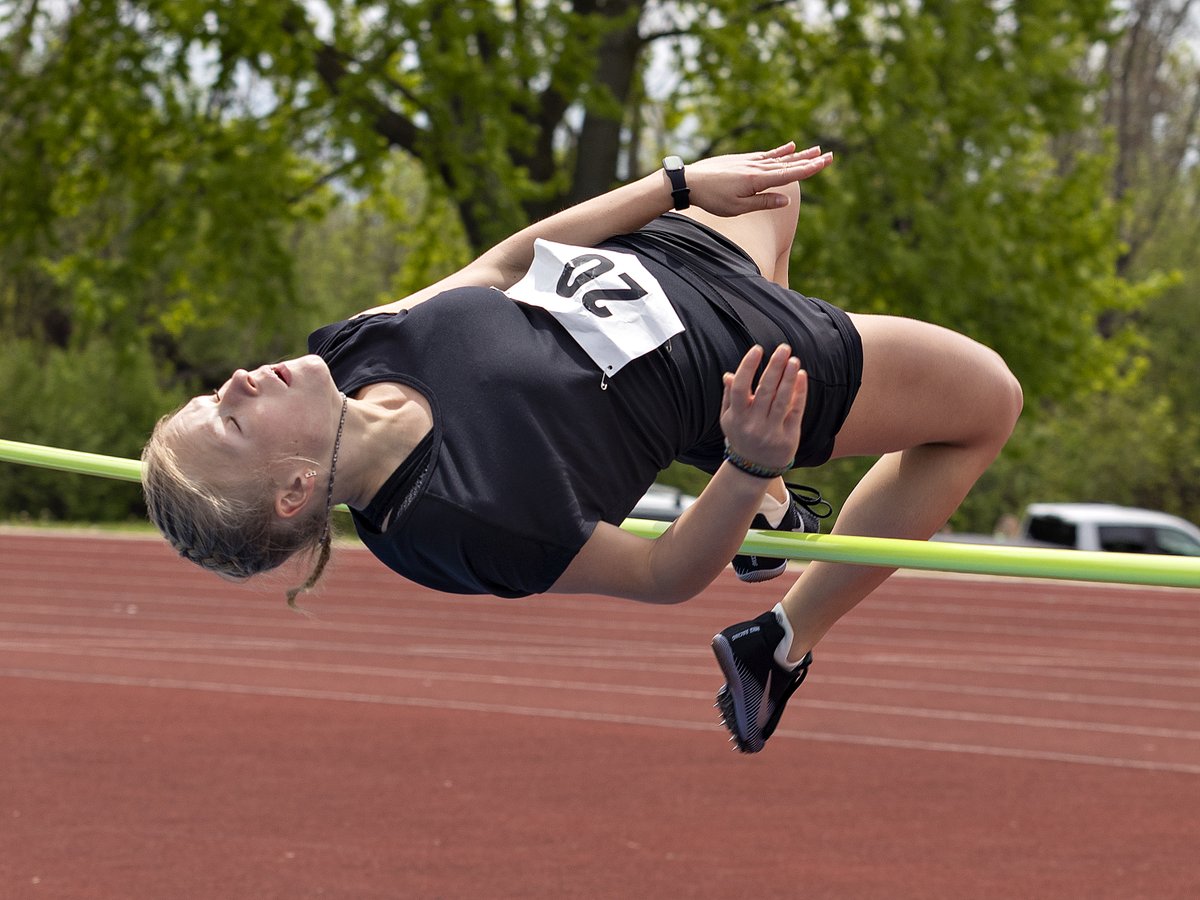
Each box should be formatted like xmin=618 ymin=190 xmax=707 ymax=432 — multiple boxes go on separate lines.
xmin=505 ymin=239 xmax=684 ymax=376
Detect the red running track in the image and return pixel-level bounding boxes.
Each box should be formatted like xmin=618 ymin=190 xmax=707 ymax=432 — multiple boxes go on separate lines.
xmin=2 ymin=529 xmax=1199 ymax=898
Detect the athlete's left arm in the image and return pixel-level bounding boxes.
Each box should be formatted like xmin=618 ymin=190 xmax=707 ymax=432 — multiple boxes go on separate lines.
xmin=356 ymin=143 xmax=832 ymax=316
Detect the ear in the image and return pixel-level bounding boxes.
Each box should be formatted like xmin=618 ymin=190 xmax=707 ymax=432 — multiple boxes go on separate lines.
xmin=275 ymin=469 xmax=318 ymax=520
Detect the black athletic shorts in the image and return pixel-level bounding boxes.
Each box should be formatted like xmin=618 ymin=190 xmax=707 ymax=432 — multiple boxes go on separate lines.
xmin=609 ymin=213 xmax=864 ymax=470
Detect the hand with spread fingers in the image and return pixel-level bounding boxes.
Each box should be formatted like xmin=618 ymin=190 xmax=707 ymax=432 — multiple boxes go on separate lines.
xmin=688 ymin=142 xmax=833 ymax=217
xmin=719 ymin=344 xmax=807 ymax=477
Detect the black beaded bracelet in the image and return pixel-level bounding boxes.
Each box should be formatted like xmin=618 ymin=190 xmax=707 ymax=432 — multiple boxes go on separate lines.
xmin=723 ymin=440 xmax=791 ymax=479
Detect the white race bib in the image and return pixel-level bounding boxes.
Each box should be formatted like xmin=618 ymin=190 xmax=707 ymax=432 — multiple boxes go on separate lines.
xmin=505 ymin=239 xmax=684 ymax=376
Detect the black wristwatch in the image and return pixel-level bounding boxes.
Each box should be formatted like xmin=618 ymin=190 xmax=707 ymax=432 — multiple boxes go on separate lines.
xmin=662 ymin=155 xmax=690 ymax=210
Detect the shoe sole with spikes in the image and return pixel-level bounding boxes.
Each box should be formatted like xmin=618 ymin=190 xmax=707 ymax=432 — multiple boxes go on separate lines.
xmin=711 ymin=612 xmax=813 ymax=754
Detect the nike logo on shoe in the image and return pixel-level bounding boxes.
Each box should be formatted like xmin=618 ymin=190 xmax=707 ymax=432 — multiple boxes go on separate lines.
xmin=754 ymin=669 xmax=774 ymax=735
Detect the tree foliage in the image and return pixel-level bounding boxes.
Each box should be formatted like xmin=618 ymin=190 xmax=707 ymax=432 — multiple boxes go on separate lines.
xmin=2 ymin=0 xmax=1195 ymax=526
xmin=674 ymin=0 xmax=1154 ymax=402
xmin=0 ymin=335 xmax=185 ymax=520
xmin=0 ymin=0 xmax=331 ymax=389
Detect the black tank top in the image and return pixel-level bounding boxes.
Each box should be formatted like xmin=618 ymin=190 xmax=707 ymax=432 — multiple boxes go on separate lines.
xmin=308 ymin=215 xmax=860 ymax=597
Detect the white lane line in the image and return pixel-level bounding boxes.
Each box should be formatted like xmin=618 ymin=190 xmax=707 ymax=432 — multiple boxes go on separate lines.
xmin=3 ymin=667 xmax=1199 ymax=776
xmin=6 ymin=591 xmax=1200 ymax=646
xmin=405 ymin=645 xmax=1200 ymax=688
xmin=863 ymin=598 xmax=1200 ymax=629
xmin=0 ymin=620 xmax=705 ymax=657
xmin=8 ymin=612 xmax=1200 ymax=676
xmin=8 ymin=626 xmax=1200 ymax=694
xmin=799 ymin=699 xmax=1200 ymax=740
xmin=6 ymin=619 xmax=1200 ymax=686
xmin=822 ymin=675 xmax=1200 ymax=714
xmin=4 ymin=647 xmax=1200 ymax=742
xmin=837 ymin=616 xmax=1200 ymax=649
xmin=11 ymin=635 xmax=1200 ymax=713
xmin=779 ymin=729 xmax=1200 ymax=776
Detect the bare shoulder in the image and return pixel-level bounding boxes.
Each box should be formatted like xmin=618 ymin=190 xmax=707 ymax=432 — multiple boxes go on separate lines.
xmin=354 ymin=262 xmax=510 ymax=318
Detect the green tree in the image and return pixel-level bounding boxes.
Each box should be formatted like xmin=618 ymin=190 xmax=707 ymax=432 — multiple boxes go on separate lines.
xmin=678 ymin=0 xmax=1149 ymax=403
xmin=0 ymin=0 xmax=1168 ymax=527
xmin=282 ymin=153 xmax=472 ymax=348
xmin=4 ymin=1 xmax=1142 ymax=400
xmin=0 ymin=0 xmax=326 ymax=372
xmin=0 ymin=336 xmax=186 ymax=519
xmin=993 ymin=0 xmax=1200 ymax=527
xmin=653 ymin=1 xmax=1169 ymax=528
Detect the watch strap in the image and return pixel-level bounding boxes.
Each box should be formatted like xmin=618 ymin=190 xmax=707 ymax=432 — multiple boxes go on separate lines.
xmin=662 ymin=156 xmax=690 ymax=210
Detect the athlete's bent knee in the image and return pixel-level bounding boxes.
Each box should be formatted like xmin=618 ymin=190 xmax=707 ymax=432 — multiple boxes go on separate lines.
xmin=988 ymin=357 xmax=1024 ymax=443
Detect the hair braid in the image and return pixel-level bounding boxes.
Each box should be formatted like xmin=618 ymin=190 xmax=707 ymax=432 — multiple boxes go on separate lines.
xmin=285 ymin=531 xmax=333 ymax=610
xmin=285 ymin=392 xmax=348 ymax=609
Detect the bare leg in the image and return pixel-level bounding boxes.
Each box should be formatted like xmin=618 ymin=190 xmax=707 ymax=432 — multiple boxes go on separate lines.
xmin=677 ymin=182 xmax=801 ymax=288
xmin=779 ymin=313 xmax=1023 ymax=661
xmin=679 ymin=187 xmax=801 ymax=510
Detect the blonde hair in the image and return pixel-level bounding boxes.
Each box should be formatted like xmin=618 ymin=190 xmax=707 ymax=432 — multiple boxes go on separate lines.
xmin=141 ymin=408 xmax=334 ymax=607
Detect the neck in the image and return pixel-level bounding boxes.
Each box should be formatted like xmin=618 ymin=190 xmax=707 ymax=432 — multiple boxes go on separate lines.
xmin=330 ymin=385 xmax=433 ymax=510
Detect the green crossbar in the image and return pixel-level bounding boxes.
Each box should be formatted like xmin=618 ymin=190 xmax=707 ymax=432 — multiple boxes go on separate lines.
xmin=4 ymin=438 xmax=1200 ymax=588
xmin=1 ymin=439 xmax=143 ymax=483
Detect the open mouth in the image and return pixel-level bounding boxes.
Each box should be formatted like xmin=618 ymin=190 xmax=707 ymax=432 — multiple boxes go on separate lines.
xmin=270 ymin=364 xmax=291 ymax=387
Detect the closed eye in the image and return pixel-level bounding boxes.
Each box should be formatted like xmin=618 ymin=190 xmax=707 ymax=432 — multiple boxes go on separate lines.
xmin=212 ymin=390 xmax=240 ymax=432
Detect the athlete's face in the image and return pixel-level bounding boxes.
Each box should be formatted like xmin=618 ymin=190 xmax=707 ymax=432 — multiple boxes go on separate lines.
xmin=169 ymin=355 xmax=343 ymax=478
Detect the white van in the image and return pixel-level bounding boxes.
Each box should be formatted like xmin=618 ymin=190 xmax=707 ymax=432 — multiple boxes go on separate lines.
xmin=630 ymin=483 xmax=698 ymax=522
xmin=1020 ymin=503 xmax=1200 ymax=556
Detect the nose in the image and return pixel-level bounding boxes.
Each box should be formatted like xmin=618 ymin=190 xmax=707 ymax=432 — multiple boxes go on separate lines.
xmin=229 ymin=369 xmax=260 ymax=395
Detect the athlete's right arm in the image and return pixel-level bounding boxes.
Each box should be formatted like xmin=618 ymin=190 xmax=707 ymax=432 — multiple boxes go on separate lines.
xmin=355 ymin=143 xmax=832 ymax=317
xmin=550 ymin=344 xmax=807 ymax=603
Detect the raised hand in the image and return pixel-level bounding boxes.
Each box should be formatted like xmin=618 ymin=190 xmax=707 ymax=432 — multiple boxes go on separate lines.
xmin=687 ymin=142 xmax=833 ymax=217
xmin=719 ymin=344 xmax=807 ymax=473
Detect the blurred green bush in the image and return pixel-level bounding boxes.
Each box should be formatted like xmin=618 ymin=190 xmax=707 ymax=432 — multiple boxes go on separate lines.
xmin=0 ymin=338 xmax=186 ymax=521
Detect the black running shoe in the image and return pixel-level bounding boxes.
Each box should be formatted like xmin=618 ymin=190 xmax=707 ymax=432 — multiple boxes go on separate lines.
xmin=711 ymin=609 xmax=812 ymax=753
xmin=732 ymin=483 xmax=831 ymax=583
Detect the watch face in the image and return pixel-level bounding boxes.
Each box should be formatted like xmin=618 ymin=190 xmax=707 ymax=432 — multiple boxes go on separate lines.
xmin=663 ymin=155 xmax=683 ymax=171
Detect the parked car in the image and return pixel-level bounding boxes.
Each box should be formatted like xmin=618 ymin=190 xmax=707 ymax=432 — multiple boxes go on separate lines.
xmin=1019 ymin=503 xmax=1200 ymax=556
xmin=630 ymin=483 xmax=699 ymax=521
